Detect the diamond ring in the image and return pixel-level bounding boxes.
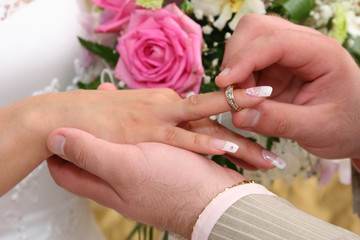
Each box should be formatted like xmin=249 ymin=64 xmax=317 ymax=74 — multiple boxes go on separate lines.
xmin=225 ymin=84 xmax=241 ymax=111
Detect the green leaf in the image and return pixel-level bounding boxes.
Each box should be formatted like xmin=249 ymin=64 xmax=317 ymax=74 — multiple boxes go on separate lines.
xmin=269 ymin=0 xmax=314 ymax=21
xmin=135 ymin=0 xmax=163 ymax=9
xmin=329 ymin=3 xmax=347 ymax=44
xmin=162 ymin=231 xmax=168 ymax=240
xmin=77 ymin=76 xmax=102 ymax=90
xmin=266 ymin=136 xmax=280 ymax=151
xmin=78 ymin=37 xmax=119 ymax=66
xmin=126 ymin=223 xmax=143 ymax=240
xmin=180 ymin=0 xmax=194 ymax=13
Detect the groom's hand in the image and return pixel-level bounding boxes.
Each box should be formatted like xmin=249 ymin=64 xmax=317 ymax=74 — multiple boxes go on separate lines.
xmin=46 ymin=127 xmax=245 ymax=239
xmin=216 ymin=14 xmax=360 ymax=159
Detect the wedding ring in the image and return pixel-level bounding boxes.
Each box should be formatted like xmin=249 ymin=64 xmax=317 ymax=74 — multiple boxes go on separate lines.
xmin=225 ymin=84 xmax=241 ymax=111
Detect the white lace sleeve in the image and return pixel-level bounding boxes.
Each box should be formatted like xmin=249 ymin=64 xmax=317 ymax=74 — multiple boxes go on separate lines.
xmin=0 ymin=0 xmax=35 ymax=21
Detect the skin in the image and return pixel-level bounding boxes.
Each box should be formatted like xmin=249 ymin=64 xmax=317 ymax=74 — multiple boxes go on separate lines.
xmin=46 ymin=128 xmax=245 ymax=239
xmin=46 ymin=14 xmax=360 ymax=239
xmin=0 ymin=85 xmax=273 ymax=195
xmin=216 ymin=14 xmax=360 ymax=160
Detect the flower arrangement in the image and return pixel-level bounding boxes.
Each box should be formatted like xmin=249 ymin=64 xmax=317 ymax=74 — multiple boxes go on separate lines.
xmin=76 ymin=0 xmax=360 ymax=238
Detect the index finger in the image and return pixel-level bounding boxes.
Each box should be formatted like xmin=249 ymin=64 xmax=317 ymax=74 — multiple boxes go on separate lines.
xmin=216 ymin=29 xmax=341 ymax=88
xmin=222 ymin=14 xmax=321 ymax=69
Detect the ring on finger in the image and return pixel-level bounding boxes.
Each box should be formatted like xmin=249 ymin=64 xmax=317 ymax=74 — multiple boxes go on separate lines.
xmin=225 ymin=84 xmax=242 ymax=111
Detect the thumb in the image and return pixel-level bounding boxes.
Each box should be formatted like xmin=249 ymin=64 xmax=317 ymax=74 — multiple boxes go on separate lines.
xmin=232 ymin=100 xmax=327 ymax=142
xmin=47 ymin=128 xmax=136 ymax=182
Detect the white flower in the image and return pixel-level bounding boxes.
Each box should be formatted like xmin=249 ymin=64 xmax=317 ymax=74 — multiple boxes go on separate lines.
xmin=347 ymin=10 xmax=360 ymax=36
xmin=191 ymin=0 xmax=228 ymax=17
xmin=192 ymin=0 xmax=266 ymax=30
xmin=202 ymin=25 xmax=213 ymax=35
xmin=228 ymin=0 xmax=266 ymax=30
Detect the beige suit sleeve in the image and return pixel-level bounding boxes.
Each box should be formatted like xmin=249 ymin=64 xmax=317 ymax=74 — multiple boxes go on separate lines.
xmin=209 ymin=194 xmax=360 ymax=240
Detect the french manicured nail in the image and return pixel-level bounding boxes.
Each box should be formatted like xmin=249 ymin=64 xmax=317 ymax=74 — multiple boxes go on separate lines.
xmin=211 ymin=139 xmax=239 ymax=153
xmin=49 ymin=135 xmax=66 ymax=156
xmin=245 ymin=86 xmax=273 ymax=97
xmin=262 ymin=150 xmax=286 ymax=169
xmin=219 ymin=67 xmax=230 ymax=76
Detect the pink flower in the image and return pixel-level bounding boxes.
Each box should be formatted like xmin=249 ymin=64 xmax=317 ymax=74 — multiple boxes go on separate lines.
xmin=114 ymin=4 xmax=204 ymax=96
xmin=92 ymin=0 xmax=138 ymax=33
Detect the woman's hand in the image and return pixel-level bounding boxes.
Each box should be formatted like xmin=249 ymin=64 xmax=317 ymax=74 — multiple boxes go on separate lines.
xmin=46 ymin=127 xmax=246 ymax=239
xmin=216 ymin=14 xmax=360 ymax=159
xmin=1 ymin=85 xmax=274 ymax=195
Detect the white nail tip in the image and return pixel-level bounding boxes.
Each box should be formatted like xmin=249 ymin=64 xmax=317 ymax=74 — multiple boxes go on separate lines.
xmin=223 ymin=141 xmax=239 ymax=153
xmin=272 ymin=157 xmax=287 ymax=169
xmin=245 ymin=86 xmax=273 ymax=97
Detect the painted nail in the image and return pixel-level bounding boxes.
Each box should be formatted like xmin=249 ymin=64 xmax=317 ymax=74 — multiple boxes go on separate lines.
xmin=211 ymin=139 xmax=239 ymax=153
xmin=241 ymin=109 xmax=261 ymax=127
xmin=219 ymin=68 xmax=230 ymax=76
xmin=49 ymin=135 xmax=66 ymax=156
xmin=245 ymin=86 xmax=273 ymax=97
xmin=262 ymin=150 xmax=286 ymax=169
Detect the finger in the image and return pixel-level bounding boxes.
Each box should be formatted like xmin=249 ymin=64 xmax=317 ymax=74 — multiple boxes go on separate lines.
xmin=231 ymin=99 xmax=330 ymax=142
xmin=165 ymin=86 xmax=272 ymax=123
xmin=47 ymin=128 xmax=140 ymax=183
xmin=148 ymin=120 xmax=279 ymax=170
xmin=184 ymin=118 xmax=277 ymax=169
xmin=223 ymin=154 xmax=258 ymax=171
xmin=97 ymin=82 xmax=117 ymax=90
xmin=222 ymin=14 xmax=321 ymax=69
xmin=148 ymin=125 xmax=239 ymax=155
xmin=47 ymin=155 xmax=122 ymax=207
xmin=216 ymin=29 xmax=341 ymax=88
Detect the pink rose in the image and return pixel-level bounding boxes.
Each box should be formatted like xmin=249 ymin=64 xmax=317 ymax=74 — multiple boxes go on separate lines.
xmin=92 ymin=0 xmax=138 ymax=33
xmin=114 ymin=4 xmax=204 ymax=96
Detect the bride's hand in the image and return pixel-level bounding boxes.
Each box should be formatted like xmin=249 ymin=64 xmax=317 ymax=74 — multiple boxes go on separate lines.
xmin=28 ymin=86 xmax=276 ymax=170
xmin=2 ymin=85 xmax=274 ymax=195
xmin=46 ymin=127 xmax=246 ymax=239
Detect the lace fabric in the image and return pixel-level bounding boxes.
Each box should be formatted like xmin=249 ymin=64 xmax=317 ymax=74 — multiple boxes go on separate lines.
xmin=0 ymin=0 xmax=34 ymax=21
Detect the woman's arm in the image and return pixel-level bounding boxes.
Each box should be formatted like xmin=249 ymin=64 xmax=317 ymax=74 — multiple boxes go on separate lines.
xmin=0 ymin=87 xmax=276 ymax=195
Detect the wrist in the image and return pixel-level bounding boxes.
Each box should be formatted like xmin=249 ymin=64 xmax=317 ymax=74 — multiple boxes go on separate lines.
xmin=177 ymin=173 xmax=246 ymax=239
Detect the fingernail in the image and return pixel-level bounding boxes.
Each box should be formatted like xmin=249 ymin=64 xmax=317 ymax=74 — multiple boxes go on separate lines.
xmin=245 ymin=86 xmax=273 ymax=97
xmin=211 ymin=139 xmax=239 ymax=153
xmin=49 ymin=135 xmax=66 ymax=156
xmin=219 ymin=67 xmax=230 ymax=77
xmin=242 ymin=109 xmax=261 ymax=127
xmin=262 ymin=150 xmax=286 ymax=169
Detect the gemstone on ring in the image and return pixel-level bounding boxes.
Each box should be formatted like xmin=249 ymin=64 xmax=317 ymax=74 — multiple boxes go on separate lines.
xmin=225 ymin=85 xmax=241 ymax=111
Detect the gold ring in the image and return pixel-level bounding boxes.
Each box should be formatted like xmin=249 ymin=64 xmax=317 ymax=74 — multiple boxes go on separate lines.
xmin=225 ymin=84 xmax=241 ymax=111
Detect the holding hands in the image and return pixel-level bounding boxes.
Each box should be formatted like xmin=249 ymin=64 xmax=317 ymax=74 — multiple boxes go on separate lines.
xmin=47 ymin=128 xmax=245 ymax=239
xmin=44 ymin=14 xmax=360 ymax=239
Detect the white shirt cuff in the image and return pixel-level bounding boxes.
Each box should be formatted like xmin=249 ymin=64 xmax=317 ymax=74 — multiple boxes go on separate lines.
xmin=191 ymin=183 xmax=275 ymax=240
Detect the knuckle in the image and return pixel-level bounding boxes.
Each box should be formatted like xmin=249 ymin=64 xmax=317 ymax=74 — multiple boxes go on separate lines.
xmin=207 ymin=120 xmax=223 ymax=136
xmin=163 ymin=128 xmax=179 ymax=142
xmin=72 ymin=145 xmax=89 ymax=170
xmin=187 ymin=94 xmax=201 ymax=106
xmin=272 ymin=117 xmax=289 ymax=137
xmin=161 ymin=88 xmax=181 ymax=101
xmin=238 ymin=13 xmax=257 ymax=27
xmin=192 ymin=133 xmax=202 ymax=146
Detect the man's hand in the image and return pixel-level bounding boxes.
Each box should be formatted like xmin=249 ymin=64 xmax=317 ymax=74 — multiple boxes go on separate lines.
xmin=46 ymin=128 xmax=245 ymax=239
